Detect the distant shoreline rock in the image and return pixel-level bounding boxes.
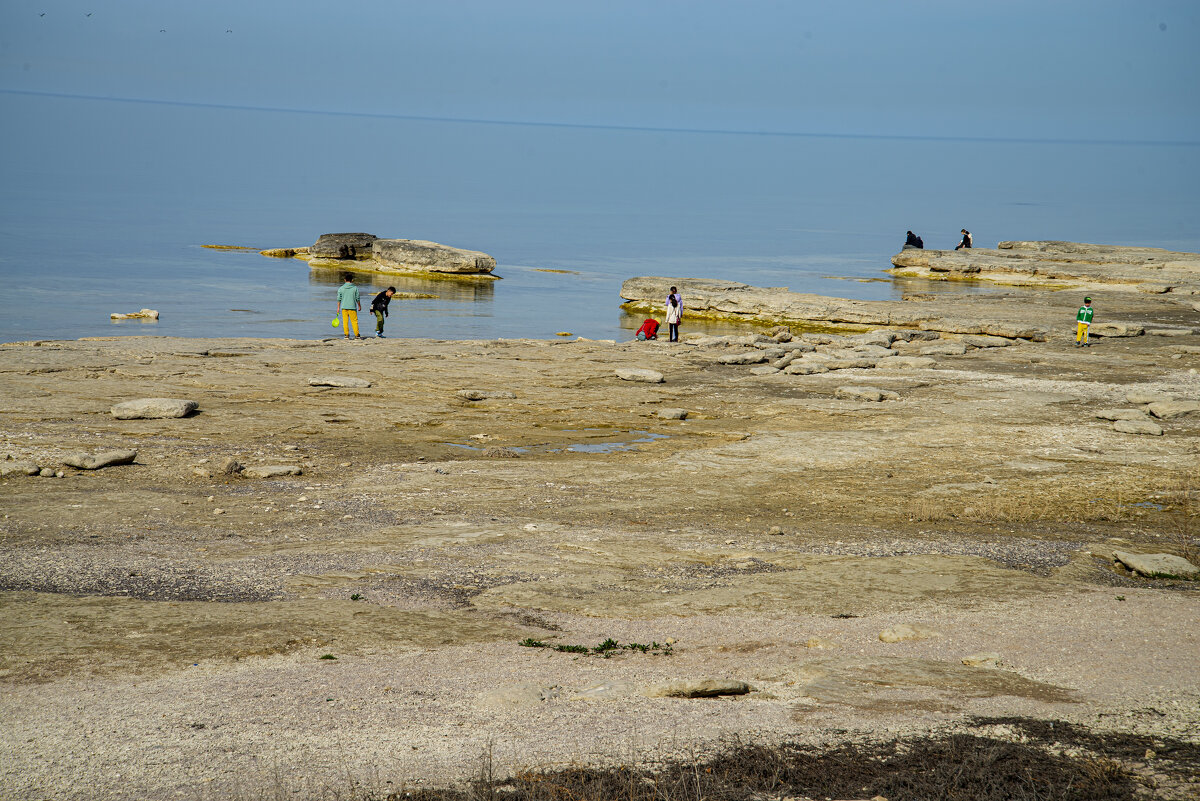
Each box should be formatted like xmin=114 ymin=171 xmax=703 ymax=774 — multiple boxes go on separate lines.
xmin=260 ymin=232 xmax=498 ymax=278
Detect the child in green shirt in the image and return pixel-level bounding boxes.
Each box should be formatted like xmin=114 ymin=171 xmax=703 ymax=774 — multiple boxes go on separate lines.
xmin=1075 ymin=297 xmax=1094 ymax=347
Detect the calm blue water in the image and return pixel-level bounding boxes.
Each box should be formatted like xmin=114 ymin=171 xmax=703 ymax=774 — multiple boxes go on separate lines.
xmin=1 ymin=93 xmax=1197 ymax=343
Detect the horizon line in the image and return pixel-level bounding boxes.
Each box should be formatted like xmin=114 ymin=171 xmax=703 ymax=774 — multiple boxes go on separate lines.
xmin=3 ymin=87 xmax=1198 ymax=148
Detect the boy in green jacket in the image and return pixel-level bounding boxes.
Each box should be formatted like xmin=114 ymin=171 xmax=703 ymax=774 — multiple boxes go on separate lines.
xmin=1075 ymin=297 xmax=1093 ymax=347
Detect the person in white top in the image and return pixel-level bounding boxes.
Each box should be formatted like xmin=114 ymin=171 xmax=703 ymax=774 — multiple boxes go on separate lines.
xmin=665 ymin=295 xmax=682 ymax=342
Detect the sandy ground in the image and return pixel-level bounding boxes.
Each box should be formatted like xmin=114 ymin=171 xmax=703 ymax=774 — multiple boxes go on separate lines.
xmin=1 ymin=284 xmax=1198 ymax=799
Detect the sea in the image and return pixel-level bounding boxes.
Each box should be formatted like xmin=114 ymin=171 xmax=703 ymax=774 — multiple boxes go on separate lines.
xmin=1 ymin=92 xmax=1197 ymax=344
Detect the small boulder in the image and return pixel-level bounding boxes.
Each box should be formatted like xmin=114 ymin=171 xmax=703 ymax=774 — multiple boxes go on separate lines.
xmin=242 ymin=465 xmax=303 ymax=479
xmin=1113 ymin=550 xmax=1199 ymax=580
xmin=457 ymin=389 xmax=517 ymax=401
xmin=879 ymin=624 xmax=940 ymax=643
xmin=309 ymin=377 xmax=373 ymax=388
xmin=1146 ymin=400 xmax=1200 ymax=420
xmin=62 ymin=449 xmax=138 ymax=470
xmin=1113 ymin=420 xmax=1163 ymax=436
xmin=836 ymin=386 xmax=899 ymax=402
xmin=1090 ymin=322 xmax=1144 ymax=338
xmin=657 ymin=408 xmax=688 ymax=420
xmin=616 ymin=368 xmax=665 ymax=383
xmin=38 ymin=467 xmax=56 ymax=478
xmin=645 ymin=679 xmax=751 ymax=698
xmin=717 ymin=352 xmax=768 ymax=365
xmin=110 ymin=309 xmax=159 ymax=320
xmin=111 ymin=398 xmax=198 ymax=419
xmin=0 ymin=461 xmax=40 ymax=477
xmin=217 ymin=457 xmax=244 ymax=475
xmin=963 ymin=335 xmax=1016 ymax=348
xmin=961 ymin=652 xmax=1002 ymax=668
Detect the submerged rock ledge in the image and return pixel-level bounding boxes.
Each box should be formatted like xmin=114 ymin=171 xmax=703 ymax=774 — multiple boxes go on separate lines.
xmin=890 ymin=240 xmax=1200 ymax=295
xmin=261 ymin=232 xmax=498 ymax=277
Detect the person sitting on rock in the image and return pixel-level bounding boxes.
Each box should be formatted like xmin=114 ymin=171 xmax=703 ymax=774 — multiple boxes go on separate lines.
xmin=1075 ymin=296 xmax=1094 ymax=347
xmin=905 ymin=231 xmax=924 ymax=249
xmin=636 ymin=318 xmax=660 ymax=341
xmin=955 ymin=229 xmax=973 ymax=250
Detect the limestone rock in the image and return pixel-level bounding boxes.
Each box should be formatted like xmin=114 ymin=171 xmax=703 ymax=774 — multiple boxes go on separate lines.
xmin=749 ymin=365 xmax=781 ymax=376
xmin=657 ymin=408 xmax=688 ymax=419
xmin=1126 ymin=389 xmax=1174 ymax=405
xmin=217 ymin=457 xmax=244 ymax=475
xmin=717 ymin=352 xmax=768 ymax=365
xmin=241 ymin=464 xmax=303 ymax=479
xmin=771 ymin=352 xmax=800 ymax=370
xmin=110 ymin=309 xmax=159 ymax=320
xmin=1090 ymin=322 xmax=1144 ymax=338
xmin=877 ymin=356 xmax=937 ymax=369
xmin=645 ymin=679 xmax=751 ymax=698
xmin=111 ymin=398 xmax=198 ymax=419
xmin=1113 ymin=550 xmax=1199 ymax=580
xmin=1148 ymin=327 xmax=1195 ymax=337
xmin=1147 ymin=400 xmax=1200 ymax=419
xmin=259 ymin=248 xmax=297 ymax=258
xmin=878 ymin=624 xmax=940 ymax=643
xmin=62 ymin=449 xmax=138 ymax=470
xmin=836 ymin=386 xmax=899 ymax=402
xmin=0 ymin=461 xmax=40 ymax=477
xmin=1113 ymin=420 xmax=1164 ymax=436
xmin=962 ymin=652 xmax=1002 ymax=667
xmin=373 ymin=239 xmax=496 ymax=275
xmin=309 ymin=376 xmax=373 ymax=388
xmin=1094 ymin=409 xmax=1149 ymax=421
xmin=457 ymin=389 xmax=517 ymax=401
xmin=310 ymin=233 xmax=377 ymax=259
xmin=963 ymin=334 xmax=1016 ymax=348
xmin=616 ymin=368 xmax=664 ymax=383
xmin=919 ymin=342 xmax=968 ymax=356
xmin=783 ymin=362 xmax=830 ymax=375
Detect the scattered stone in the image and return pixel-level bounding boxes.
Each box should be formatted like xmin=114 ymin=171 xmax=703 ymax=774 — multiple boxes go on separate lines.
xmin=217 ymin=457 xmax=244 ymax=475
xmin=482 ymin=447 xmax=521 ymax=458
xmin=1146 ymin=400 xmax=1200 ymax=419
xmin=1148 ymin=327 xmax=1194 ymax=337
xmin=111 ymin=398 xmax=198 ymax=419
xmin=1126 ymin=389 xmax=1174 ymax=405
xmin=717 ymin=352 xmax=768 ymax=365
xmin=645 ymin=679 xmax=751 ymax=698
xmin=836 ymin=386 xmax=899 ymax=402
xmin=749 ymin=365 xmax=781 ymax=376
xmin=61 ymin=449 xmax=138 ymax=470
xmin=783 ymin=362 xmax=830 ymax=375
xmin=616 ymin=368 xmax=665 ymax=383
xmin=309 ymin=377 xmax=373 ymax=388
xmin=961 ymin=652 xmax=1002 ymax=668
xmin=1113 ymin=420 xmax=1164 ymax=436
xmin=919 ymin=341 xmax=969 ymax=356
xmin=767 ymin=525 xmax=784 ymax=535
xmin=241 ymin=465 xmax=303 ymax=479
xmin=213 ymin=508 xmax=225 ymax=515
xmin=1113 ymin=550 xmax=1199 ymax=580
xmin=768 ymin=326 xmax=792 ymax=342
xmin=38 ymin=467 xmax=55 ymax=478
xmin=110 ymin=309 xmax=159 ymax=320
xmin=457 ymin=389 xmax=517 ymax=401
xmin=0 ymin=461 xmax=40 ymax=477
xmin=1094 ymin=409 xmax=1149 ymax=421
xmin=657 ymin=408 xmax=688 ymax=420
xmin=879 ymin=624 xmax=940 ymax=643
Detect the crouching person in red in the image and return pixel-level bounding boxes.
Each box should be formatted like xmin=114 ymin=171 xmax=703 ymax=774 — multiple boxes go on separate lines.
xmin=636 ymin=318 xmax=660 ymax=341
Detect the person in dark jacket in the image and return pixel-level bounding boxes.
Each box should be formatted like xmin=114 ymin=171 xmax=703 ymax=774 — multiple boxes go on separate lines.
xmin=955 ymin=229 xmax=973 ymax=250
xmin=370 ymin=286 xmax=396 ymax=338
xmin=905 ymin=231 xmax=924 ymax=249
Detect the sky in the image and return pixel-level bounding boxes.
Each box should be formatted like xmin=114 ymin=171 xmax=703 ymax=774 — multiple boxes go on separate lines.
xmin=2 ymin=0 xmax=1197 ymax=145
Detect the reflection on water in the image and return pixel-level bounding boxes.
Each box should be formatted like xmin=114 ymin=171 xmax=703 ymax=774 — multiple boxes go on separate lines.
xmin=307 ymin=266 xmax=496 ymax=302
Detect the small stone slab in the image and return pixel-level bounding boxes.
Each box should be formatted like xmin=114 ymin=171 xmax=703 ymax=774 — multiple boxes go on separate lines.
xmin=879 ymin=624 xmax=939 ymax=643
xmin=0 ymin=460 xmax=40 ymax=477
xmin=783 ymin=362 xmax=830 ymax=375
xmin=645 ymin=679 xmax=751 ymax=698
xmin=657 ymin=408 xmax=688 ymax=420
xmin=1147 ymin=400 xmax=1200 ymax=420
xmin=717 ymin=352 xmax=768 ymax=365
xmin=1113 ymin=420 xmax=1163 ymax=436
xmin=62 ymin=449 xmax=138 ymax=470
xmin=963 ymin=335 xmax=1016 ymax=348
xmin=241 ymin=464 xmax=303 ymax=479
xmin=919 ymin=342 xmax=968 ymax=356
xmin=962 ymin=652 xmax=1002 ymax=668
xmin=309 ymin=376 xmax=373 ymax=388
xmin=1113 ymin=550 xmax=1200 ymax=580
xmin=616 ymin=368 xmax=664 ymax=383
xmin=1091 ymin=322 xmax=1144 ymax=338
xmin=877 ymin=356 xmax=937 ymax=369
xmin=456 ymin=389 xmax=516 ymax=401
xmin=836 ymin=386 xmax=899 ymax=402
xmin=1147 ymin=328 xmax=1194 ymax=337
xmin=111 ymin=398 xmax=198 ymax=419
xmin=1126 ymin=390 xmax=1174 ymax=405
xmin=748 ymin=366 xmax=781 ymax=376
xmin=1094 ymin=409 xmax=1149 ymax=421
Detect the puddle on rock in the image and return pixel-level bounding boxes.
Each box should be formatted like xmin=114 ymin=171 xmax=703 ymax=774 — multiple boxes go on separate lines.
xmin=442 ymin=429 xmax=667 ymax=456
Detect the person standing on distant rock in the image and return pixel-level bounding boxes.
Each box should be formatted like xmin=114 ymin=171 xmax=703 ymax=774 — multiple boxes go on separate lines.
xmin=1075 ymin=296 xmax=1094 ymax=347
xmin=955 ymin=229 xmax=973 ymax=250
xmin=665 ymin=294 xmax=682 ymax=342
xmin=905 ymin=230 xmax=924 ymax=249
xmin=336 ymin=273 xmax=362 ymax=340
xmin=370 ymin=286 xmax=396 ymax=338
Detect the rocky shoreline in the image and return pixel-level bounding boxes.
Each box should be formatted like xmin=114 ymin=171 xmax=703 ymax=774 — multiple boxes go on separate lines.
xmin=2 ymin=244 xmax=1199 ymax=799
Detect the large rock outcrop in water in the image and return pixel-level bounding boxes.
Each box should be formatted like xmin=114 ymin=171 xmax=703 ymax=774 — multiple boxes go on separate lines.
xmin=890 ymin=241 xmax=1200 ymax=295
xmin=372 ymin=239 xmax=497 ymax=275
xmin=621 ymin=277 xmax=1061 ymax=339
xmin=261 ymin=233 xmax=497 ymax=276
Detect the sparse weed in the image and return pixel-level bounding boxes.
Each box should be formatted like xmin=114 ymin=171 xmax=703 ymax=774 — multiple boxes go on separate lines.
xmin=517 ymin=638 xmax=673 ymax=658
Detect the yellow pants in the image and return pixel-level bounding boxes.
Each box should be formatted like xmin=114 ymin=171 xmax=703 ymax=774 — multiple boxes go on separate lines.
xmin=341 ymin=309 xmax=359 ymax=337
xmin=1076 ymin=322 xmax=1089 ymax=344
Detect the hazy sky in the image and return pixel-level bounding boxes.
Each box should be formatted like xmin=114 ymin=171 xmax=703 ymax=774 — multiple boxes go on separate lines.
xmin=2 ymin=0 xmax=1197 ymax=143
